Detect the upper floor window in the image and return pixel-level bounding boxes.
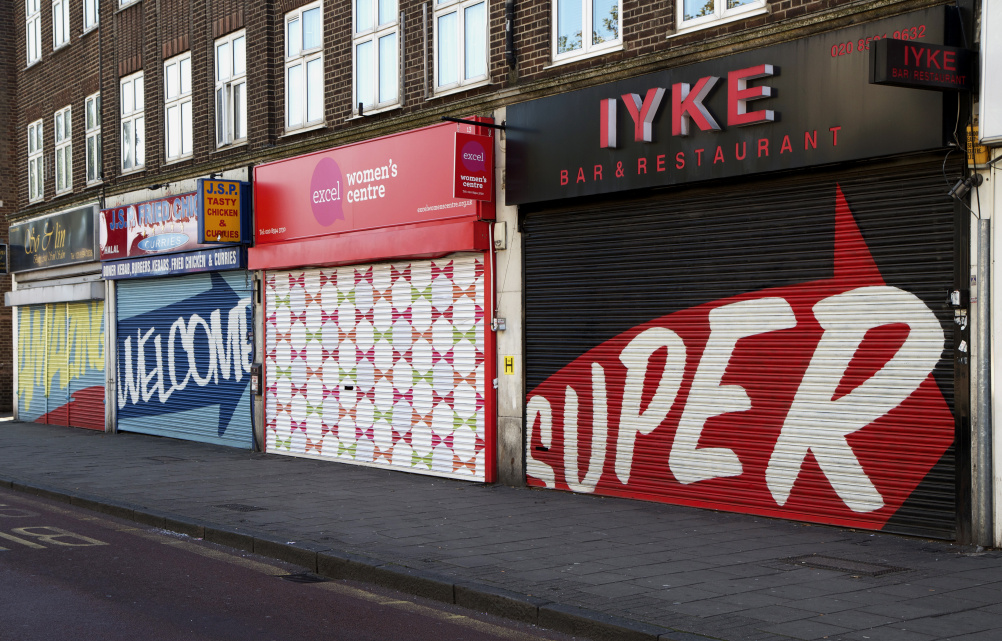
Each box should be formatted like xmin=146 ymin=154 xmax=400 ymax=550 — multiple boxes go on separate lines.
xmin=677 ymin=0 xmax=766 ymax=33
xmin=26 ymin=0 xmax=41 ymax=65
xmin=27 ymin=120 xmax=44 ymax=202
xmin=285 ymin=2 xmax=324 ymax=131
xmin=54 ymin=105 xmax=72 ymax=194
xmin=353 ymin=0 xmax=398 ymax=113
xmin=553 ymin=0 xmax=620 ymax=63
xmin=120 ymin=72 xmax=145 ymax=172
xmin=86 ymin=92 xmax=102 ymax=183
xmin=83 ymin=0 xmax=98 ymax=31
xmin=53 ymin=0 xmax=70 ymax=49
xmin=216 ymin=30 xmax=247 ymax=147
xmin=434 ymin=0 xmax=487 ymax=93
xmin=164 ymin=52 xmax=192 ymax=161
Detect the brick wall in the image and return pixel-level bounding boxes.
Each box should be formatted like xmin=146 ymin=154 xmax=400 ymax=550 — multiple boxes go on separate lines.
xmin=0 ymin=0 xmax=14 ymax=412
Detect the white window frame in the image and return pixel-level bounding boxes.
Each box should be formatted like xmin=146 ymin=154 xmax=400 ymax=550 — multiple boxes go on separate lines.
xmin=54 ymin=105 xmax=72 ymax=194
xmin=433 ymin=0 xmax=489 ymax=94
xmin=675 ymin=0 xmax=767 ymax=35
xmin=85 ymin=92 xmax=102 ymax=184
xmin=164 ymin=52 xmax=193 ymax=162
xmin=27 ymin=120 xmax=44 ymax=203
xmin=120 ymin=71 xmax=145 ymax=173
xmin=119 ymin=0 xmax=139 ymax=7
xmin=83 ymin=0 xmax=99 ymax=32
xmin=551 ymin=0 xmax=621 ymax=64
xmin=26 ymin=0 xmax=41 ymax=65
xmin=215 ymin=30 xmax=248 ymax=147
xmin=352 ymin=0 xmax=399 ymax=114
xmin=52 ymin=0 xmax=70 ymax=49
xmin=285 ymin=2 xmax=325 ymax=132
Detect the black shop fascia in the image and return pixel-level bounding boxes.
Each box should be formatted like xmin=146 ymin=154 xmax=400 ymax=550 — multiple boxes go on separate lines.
xmin=506 ymin=5 xmax=961 ymax=206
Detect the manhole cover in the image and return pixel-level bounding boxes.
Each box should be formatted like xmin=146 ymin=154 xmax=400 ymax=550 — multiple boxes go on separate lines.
xmin=215 ymin=503 xmax=266 ymax=512
xmin=279 ymin=572 xmax=329 ymax=584
xmin=146 ymin=456 xmax=185 ymax=462
xmin=784 ymin=554 xmax=905 ymax=576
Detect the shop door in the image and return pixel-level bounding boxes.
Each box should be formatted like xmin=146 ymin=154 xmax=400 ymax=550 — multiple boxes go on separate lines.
xmin=264 ymin=254 xmax=492 ymax=481
xmin=523 ymin=158 xmax=959 ymax=538
xmin=116 ymin=271 xmax=254 ymax=448
xmin=17 ymin=301 xmax=106 ymax=430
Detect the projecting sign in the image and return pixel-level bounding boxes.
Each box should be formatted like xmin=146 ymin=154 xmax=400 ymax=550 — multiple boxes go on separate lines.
xmin=197 ymin=179 xmax=251 ymax=244
xmin=0 ymin=244 xmax=7 ymax=274
xmin=101 ymin=247 xmax=247 ymax=280
xmin=870 ymin=39 xmax=975 ymax=91
xmin=454 ymin=132 xmax=494 ymax=201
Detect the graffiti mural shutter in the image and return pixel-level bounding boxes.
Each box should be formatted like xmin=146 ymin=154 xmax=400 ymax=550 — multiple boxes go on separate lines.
xmin=115 ymin=271 xmax=255 ymax=448
xmin=17 ymin=302 xmax=106 ymax=430
xmin=264 ymin=255 xmax=490 ymax=481
xmin=523 ymin=157 xmax=959 ymax=539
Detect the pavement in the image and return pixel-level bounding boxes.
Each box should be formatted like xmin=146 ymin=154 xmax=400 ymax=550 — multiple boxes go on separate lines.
xmin=1 ymin=418 xmax=1000 ymax=641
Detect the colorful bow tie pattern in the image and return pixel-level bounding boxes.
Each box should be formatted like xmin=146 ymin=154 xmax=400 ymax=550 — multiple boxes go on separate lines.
xmin=265 ymin=257 xmax=487 ymax=481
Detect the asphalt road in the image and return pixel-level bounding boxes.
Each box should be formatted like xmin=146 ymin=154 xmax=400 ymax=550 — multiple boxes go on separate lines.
xmin=0 ymin=487 xmax=580 ymax=641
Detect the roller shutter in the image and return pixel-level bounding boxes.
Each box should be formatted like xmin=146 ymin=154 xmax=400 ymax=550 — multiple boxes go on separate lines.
xmin=523 ymin=157 xmax=959 ymax=539
xmin=116 ymin=271 xmax=254 ymax=448
xmin=16 ymin=301 xmax=106 ymax=430
xmin=264 ymin=254 xmax=490 ymax=481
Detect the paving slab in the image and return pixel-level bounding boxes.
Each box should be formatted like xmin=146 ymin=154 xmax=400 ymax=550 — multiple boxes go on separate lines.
xmin=2 ymin=418 xmax=1002 ymax=641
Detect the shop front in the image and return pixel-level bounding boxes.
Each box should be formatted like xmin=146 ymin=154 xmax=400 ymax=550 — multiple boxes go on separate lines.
xmin=251 ymin=121 xmax=497 ymax=482
xmin=100 ymin=183 xmax=256 ymax=448
xmin=6 ymin=205 xmax=106 ymax=430
xmin=506 ymin=7 xmax=968 ymax=538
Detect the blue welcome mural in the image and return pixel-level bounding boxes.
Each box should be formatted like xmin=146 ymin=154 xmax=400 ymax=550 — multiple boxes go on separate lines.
xmin=116 ymin=271 xmax=254 ymax=447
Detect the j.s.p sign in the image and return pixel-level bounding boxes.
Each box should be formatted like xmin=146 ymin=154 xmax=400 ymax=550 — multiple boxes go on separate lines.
xmin=197 ymin=179 xmax=250 ymax=244
xmin=454 ymin=132 xmax=493 ymax=202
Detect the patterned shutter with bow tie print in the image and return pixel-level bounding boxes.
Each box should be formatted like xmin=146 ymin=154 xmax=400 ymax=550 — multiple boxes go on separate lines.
xmin=264 ymin=254 xmax=490 ymax=481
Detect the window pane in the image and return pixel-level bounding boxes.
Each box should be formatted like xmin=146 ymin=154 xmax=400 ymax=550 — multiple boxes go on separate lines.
xmin=96 ymin=133 xmax=102 ymax=177
xmin=135 ymin=76 xmax=144 ymax=111
xmin=65 ymin=109 xmax=71 ymax=137
xmin=727 ymin=0 xmax=755 ymax=9
xmin=592 ymin=0 xmax=618 ymax=44
xmin=306 ymin=58 xmax=323 ymax=123
xmin=303 ymin=8 xmax=321 ymax=49
xmin=167 ymin=105 xmax=180 ymax=158
xmin=378 ymin=32 xmax=397 ymax=103
xmin=36 ymin=124 xmax=43 ymax=150
xmin=56 ymin=148 xmax=64 ymax=190
xmin=464 ymin=3 xmax=486 ymax=80
xmin=87 ymin=136 xmax=96 ymax=181
xmin=437 ymin=12 xmax=458 ymax=87
xmin=378 ymin=0 xmax=396 ymax=26
xmin=55 ymin=113 xmax=64 ymax=142
xmin=356 ymin=0 xmax=373 ymax=33
xmin=28 ymin=128 xmax=35 ymax=154
xmin=355 ymin=40 xmax=374 ymax=107
xmin=233 ymin=36 xmax=246 ymax=76
xmin=287 ymin=63 xmax=304 ymax=126
xmin=135 ymin=116 xmax=145 ymax=166
xmin=29 ymin=160 xmax=36 ymax=198
xmin=55 ymin=3 xmax=63 ymax=45
xmin=166 ymin=62 xmax=179 ymax=99
xmin=287 ymin=17 xmax=301 ymax=56
xmin=181 ymin=100 xmax=192 ymax=155
xmin=683 ymin=0 xmax=714 ymax=21
xmin=217 ymin=42 xmax=231 ymax=81
xmin=122 ymin=80 xmax=134 ymax=114
xmin=86 ymin=99 xmax=95 ymax=130
xmin=181 ymin=57 xmax=191 ymax=94
xmin=556 ymin=0 xmax=582 ymax=54
xmin=234 ymin=82 xmax=246 ymax=139
xmin=216 ymin=88 xmax=225 ymax=145
xmin=122 ymin=121 xmax=133 ymax=169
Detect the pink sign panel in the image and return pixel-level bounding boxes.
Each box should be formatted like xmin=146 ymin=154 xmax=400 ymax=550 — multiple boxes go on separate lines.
xmin=454 ymin=132 xmax=494 ymax=201
xmin=100 ymin=192 xmax=210 ymax=260
xmin=254 ymin=121 xmax=494 ymax=246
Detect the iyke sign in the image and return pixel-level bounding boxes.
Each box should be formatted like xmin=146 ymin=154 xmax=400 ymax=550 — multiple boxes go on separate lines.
xmin=505 ymin=7 xmax=951 ymax=205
